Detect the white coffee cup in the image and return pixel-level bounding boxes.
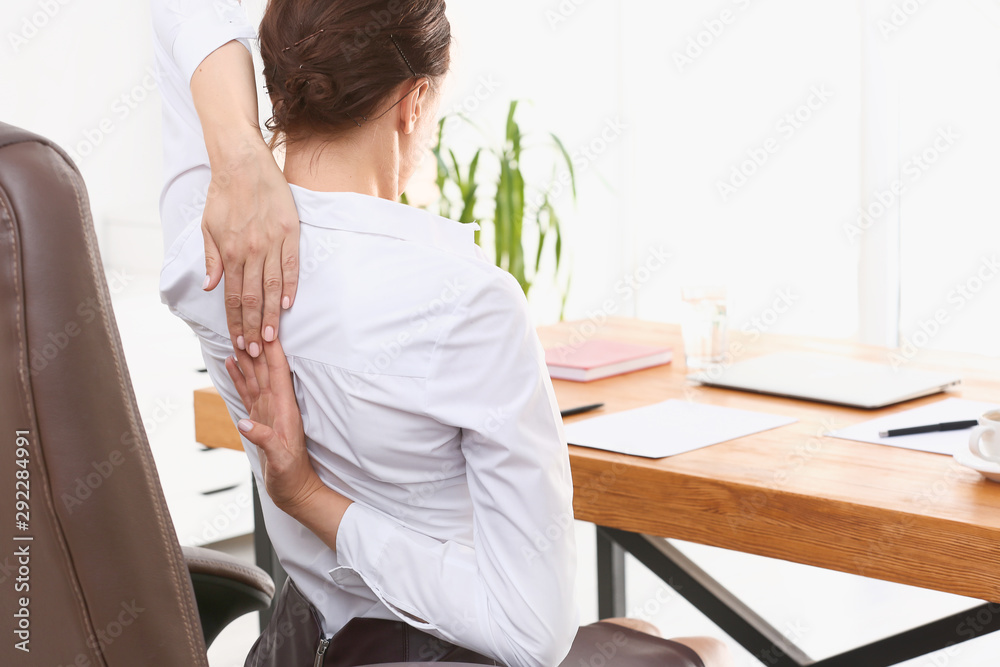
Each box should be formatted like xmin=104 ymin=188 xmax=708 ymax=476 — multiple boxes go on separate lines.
xmin=968 ymin=410 xmax=1000 ymax=463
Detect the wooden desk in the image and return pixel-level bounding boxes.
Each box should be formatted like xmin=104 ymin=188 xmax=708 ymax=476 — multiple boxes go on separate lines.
xmin=193 ymin=318 xmax=1000 ymax=666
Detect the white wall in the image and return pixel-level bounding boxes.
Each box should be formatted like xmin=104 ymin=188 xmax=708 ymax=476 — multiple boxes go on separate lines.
xmin=3 ymin=0 xmax=165 ymax=273
xmin=618 ymin=1 xmax=861 ymax=341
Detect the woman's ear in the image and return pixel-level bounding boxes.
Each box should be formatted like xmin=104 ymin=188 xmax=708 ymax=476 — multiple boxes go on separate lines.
xmin=399 ymin=78 xmax=432 ymax=135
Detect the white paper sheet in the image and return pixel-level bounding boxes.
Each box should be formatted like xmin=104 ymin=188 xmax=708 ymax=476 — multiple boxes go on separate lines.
xmin=563 ymin=399 xmax=797 ymax=459
xmin=827 ymin=398 xmax=999 ymax=455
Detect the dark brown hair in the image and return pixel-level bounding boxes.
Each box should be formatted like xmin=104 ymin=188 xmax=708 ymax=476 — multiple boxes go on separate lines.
xmin=259 ymin=0 xmax=451 ymax=142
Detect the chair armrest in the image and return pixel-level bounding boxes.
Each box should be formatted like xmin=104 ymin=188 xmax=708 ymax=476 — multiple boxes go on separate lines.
xmin=182 ymin=545 xmax=275 ymax=648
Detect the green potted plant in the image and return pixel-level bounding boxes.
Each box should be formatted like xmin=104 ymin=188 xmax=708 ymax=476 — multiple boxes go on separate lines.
xmin=426 ymin=101 xmax=577 ymax=313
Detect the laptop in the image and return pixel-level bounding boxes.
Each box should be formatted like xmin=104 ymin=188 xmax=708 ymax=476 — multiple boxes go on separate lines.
xmin=687 ymin=351 xmax=962 ymax=409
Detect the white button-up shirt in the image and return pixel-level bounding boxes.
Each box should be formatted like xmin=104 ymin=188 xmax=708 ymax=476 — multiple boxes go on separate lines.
xmin=151 ymin=2 xmax=578 ymax=666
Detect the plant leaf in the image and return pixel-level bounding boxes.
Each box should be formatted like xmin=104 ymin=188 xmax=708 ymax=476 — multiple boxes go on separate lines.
xmin=459 ymin=149 xmax=482 ymax=224
xmin=549 ymin=132 xmax=577 ymax=201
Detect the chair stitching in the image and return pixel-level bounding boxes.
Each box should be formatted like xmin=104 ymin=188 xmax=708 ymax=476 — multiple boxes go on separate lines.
xmin=185 ymin=557 xmax=274 ymax=591
xmin=0 ymin=170 xmax=106 ymax=665
xmin=68 ymin=159 xmax=208 ymax=664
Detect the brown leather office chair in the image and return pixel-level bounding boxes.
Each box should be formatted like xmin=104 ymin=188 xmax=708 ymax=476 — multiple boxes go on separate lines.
xmin=0 ymin=121 xmax=277 ymax=666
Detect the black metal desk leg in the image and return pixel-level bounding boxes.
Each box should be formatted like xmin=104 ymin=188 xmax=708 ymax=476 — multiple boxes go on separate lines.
xmin=597 ymin=528 xmax=627 ymax=619
xmin=252 ymin=476 xmax=287 ymax=631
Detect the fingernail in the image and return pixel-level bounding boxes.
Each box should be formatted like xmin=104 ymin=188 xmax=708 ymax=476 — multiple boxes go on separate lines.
xmin=249 ymin=342 xmax=260 ymax=357
xmin=264 ymin=326 xmax=275 ymax=342
xmin=202 ymin=275 xmax=211 ymax=290
xmin=282 ymin=296 xmax=291 ymax=309
xmin=238 ymin=419 xmax=253 ymax=433
xmin=236 ymin=336 xmax=246 ymax=351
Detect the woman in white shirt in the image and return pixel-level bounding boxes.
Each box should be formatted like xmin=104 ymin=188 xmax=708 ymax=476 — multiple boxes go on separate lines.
xmin=153 ymin=1 xmax=730 ymax=666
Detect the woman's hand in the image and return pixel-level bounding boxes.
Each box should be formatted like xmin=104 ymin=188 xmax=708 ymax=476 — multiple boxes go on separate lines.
xmin=202 ymin=143 xmax=300 ymax=358
xmin=192 ymin=40 xmax=300 ymax=359
xmin=226 ymin=338 xmax=325 ymax=515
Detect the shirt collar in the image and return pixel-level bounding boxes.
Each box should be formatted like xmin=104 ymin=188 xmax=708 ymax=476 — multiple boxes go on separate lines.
xmin=289 ymin=184 xmax=480 ymax=257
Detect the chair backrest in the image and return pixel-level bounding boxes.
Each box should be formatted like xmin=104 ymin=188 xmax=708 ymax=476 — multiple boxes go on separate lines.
xmin=0 ymin=121 xmax=209 ymax=666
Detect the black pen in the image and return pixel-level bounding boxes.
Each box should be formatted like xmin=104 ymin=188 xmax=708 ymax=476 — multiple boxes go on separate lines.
xmin=560 ymin=403 xmax=604 ymax=418
xmin=879 ymin=420 xmax=978 ymax=438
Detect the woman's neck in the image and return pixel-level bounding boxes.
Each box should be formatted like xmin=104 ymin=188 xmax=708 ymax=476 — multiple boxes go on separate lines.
xmin=282 ymin=129 xmax=402 ymax=201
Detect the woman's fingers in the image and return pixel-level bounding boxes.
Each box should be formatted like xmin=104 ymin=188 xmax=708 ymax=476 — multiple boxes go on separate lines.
xmin=263 ymin=337 xmax=292 ymax=387
xmin=223 ymin=257 xmax=247 ymax=352
xmin=234 ymin=347 xmax=261 ymax=401
xmin=237 ymin=419 xmax=279 ymax=453
xmin=280 ymin=230 xmax=299 ymax=311
xmin=241 ymin=251 xmax=265 ymax=358
xmin=225 ymin=355 xmax=252 ymax=413
xmin=261 ymin=250 xmax=283 ymax=344
xmin=260 ymin=339 xmax=296 ymax=409
xmin=203 ymin=226 xmax=225 ymax=293
xmin=250 ymin=337 xmax=271 ymax=393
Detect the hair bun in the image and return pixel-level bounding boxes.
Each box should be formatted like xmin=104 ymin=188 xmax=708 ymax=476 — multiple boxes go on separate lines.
xmin=260 ymin=0 xmax=451 ymax=141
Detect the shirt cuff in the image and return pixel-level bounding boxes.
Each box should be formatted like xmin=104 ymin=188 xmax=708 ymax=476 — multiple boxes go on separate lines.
xmin=173 ymin=0 xmax=256 ymax=85
xmin=332 ymin=503 xmax=435 ymax=629
xmin=334 ymin=502 xmax=394 ymax=577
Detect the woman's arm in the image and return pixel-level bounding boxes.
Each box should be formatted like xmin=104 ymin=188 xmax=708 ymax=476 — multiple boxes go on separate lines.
xmin=151 ymin=0 xmax=299 ymax=358
xmin=225 ymin=339 xmax=353 ymax=531
xmin=192 ymin=43 xmax=300 ymax=358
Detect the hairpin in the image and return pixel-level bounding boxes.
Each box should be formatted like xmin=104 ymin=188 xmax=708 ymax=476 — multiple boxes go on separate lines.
xmin=389 ymin=34 xmax=417 ymax=77
xmin=283 ymin=28 xmax=325 ymax=52
xmin=345 ymin=112 xmax=368 ymax=128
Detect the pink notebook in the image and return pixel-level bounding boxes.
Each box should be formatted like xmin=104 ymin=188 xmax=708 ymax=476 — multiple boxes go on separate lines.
xmin=545 ymin=339 xmax=673 ymax=382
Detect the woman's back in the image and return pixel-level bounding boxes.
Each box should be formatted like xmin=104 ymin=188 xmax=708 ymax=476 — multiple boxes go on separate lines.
xmin=153 ymin=2 xmax=577 ymax=665
xmin=161 ymin=180 xmax=538 ymax=538
xmin=158 ymin=151 xmax=577 ymax=665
